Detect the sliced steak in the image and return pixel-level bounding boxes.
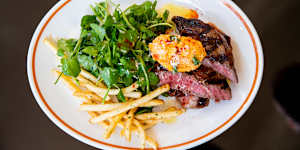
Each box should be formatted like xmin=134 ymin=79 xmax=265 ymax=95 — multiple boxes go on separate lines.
xmin=192 ymin=65 xmax=232 ymax=100
xmin=157 ymin=70 xmax=213 ymax=98
xmin=172 ymin=16 xmax=238 ymax=83
xmin=156 ymin=65 xmax=232 ymax=101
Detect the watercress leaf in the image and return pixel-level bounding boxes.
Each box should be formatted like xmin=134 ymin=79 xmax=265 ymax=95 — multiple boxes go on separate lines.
xmin=120 ymin=57 xmax=136 ymax=70
xmin=82 ymin=46 xmax=98 ymax=56
xmin=113 ymin=9 xmax=122 ymax=21
xmin=123 ymin=73 xmax=134 ymax=86
xmin=81 ymin=15 xmax=99 ymax=29
xmin=90 ymin=23 xmax=106 ymax=41
xmin=100 ymin=67 xmax=119 ymax=88
xmin=103 ymin=43 xmax=112 ymax=66
xmin=80 ymin=29 xmax=89 ymax=38
xmin=128 ymin=29 xmax=139 ymax=41
xmin=143 ymin=53 xmax=154 ymax=62
xmin=162 ymin=10 xmax=169 ymax=21
xmin=149 ymin=72 xmax=159 ymax=86
xmin=118 ymin=67 xmax=134 ymax=86
xmin=57 ymin=48 xmax=65 ymax=57
xmin=152 ymin=0 xmax=158 ymax=10
xmin=103 ymin=15 xmax=114 ymax=27
xmin=57 ymin=39 xmax=77 ymax=55
xmin=92 ymin=2 xmax=107 ymax=20
xmin=143 ymin=1 xmax=153 ymax=13
xmin=77 ymin=54 xmax=98 ymax=73
xmin=117 ymin=90 xmax=126 ymax=102
xmin=151 ymin=9 xmax=158 ymax=19
xmin=135 ymin=40 xmax=143 ymax=50
xmin=89 ymin=30 xmax=100 ymax=45
xmin=61 ymin=57 xmax=81 ymax=77
xmin=106 ymin=26 xmax=118 ymax=41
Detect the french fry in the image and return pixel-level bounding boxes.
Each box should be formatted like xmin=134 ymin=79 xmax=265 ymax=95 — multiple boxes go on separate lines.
xmin=103 ymin=112 xmax=126 ymax=139
xmin=80 ymin=69 xmax=139 ymax=92
xmin=79 ymin=69 xmax=106 ymax=87
xmin=117 ymin=121 xmax=125 ymax=129
xmin=88 ymin=112 xmax=110 ymax=129
xmin=76 ymin=75 xmax=111 ymax=101
xmin=116 ymin=119 xmax=158 ymax=149
xmin=143 ymin=122 xmax=159 ymax=130
xmin=145 ymin=136 xmax=158 ymax=150
xmin=124 ymin=92 xmax=142 ymax=98
xmin=120 ymin=128 xmax=125 ymax=137
xmin=89 ymin=84 xmax=170 ymax=123
xmin=81 ymin=80 xmax=139 ymax=96
xmin=99 ymin=120 xmax=110 ymax=129
xmin=124 ymin=108 xmax=137 ymax=141
xmin=141 ymin=99 xmax=164 ymax=107
xmin=140 ymin=119 xmax=162 ymax=126
xmin=88 ymin=111 xmax=98 ymax=118
xmin=73 ymin=91 xmax=102 ymax=102
xmin=80 ymin=99 xmax=163 ymax=112
xmin=139 ymin=119 xmax=162 ymax=130
xmin=53 ymin=70 xmax=81 ymax=92
xmin=133 ymin=119 xmax=145 ymax=149
xmin=43 ymin=36 xmax=58 ymax=54
xmin=165 ymin=107 xmax=178 ymax=111
xmin=135 ymin=109 xmax=184 ymax=120
xmin=122 ymin=82 xmax=139 ymax=94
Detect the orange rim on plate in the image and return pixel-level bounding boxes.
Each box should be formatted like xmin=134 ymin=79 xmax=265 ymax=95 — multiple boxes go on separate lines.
xmin=31 ymin=0 xmax=259 ymax=149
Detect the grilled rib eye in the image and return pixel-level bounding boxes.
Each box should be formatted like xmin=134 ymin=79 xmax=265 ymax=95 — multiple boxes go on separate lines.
xmin=172 ymin=16 xmax=238 ymax=83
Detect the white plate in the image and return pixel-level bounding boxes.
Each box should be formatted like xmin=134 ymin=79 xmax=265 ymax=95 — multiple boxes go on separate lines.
xmin=27 ymin=0 xmax=263 ymax=149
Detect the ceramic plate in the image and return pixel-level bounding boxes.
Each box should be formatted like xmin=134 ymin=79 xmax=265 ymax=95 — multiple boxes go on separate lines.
xmin=27 ymin=0 xmax=263 ymax=149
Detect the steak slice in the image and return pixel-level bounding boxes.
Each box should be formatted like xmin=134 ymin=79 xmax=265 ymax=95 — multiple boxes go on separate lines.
xmin=157 ymin=70 xmax=212 ymax=98
xmin=172 ymin=16 xmax=238 ymax=83
xmin=155 ymin=65 xmax=232 ymax=101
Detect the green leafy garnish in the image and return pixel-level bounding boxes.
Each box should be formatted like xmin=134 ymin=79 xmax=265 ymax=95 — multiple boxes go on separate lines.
xmin=117 ymin=90 xmax=126 ymax=103
xmin=100 ymin=67 xmax=119 ymax=88
xmin=172 ymin=65 xmax=178 ymax=73
xmin=102 ymin=87 xmax=110 ymax=104
xmin=90 ymin=23 xmax=106 ymax=41
xmin=61 ymin=57 xmax=81 ymax=77
xmin=77 ymin=55 xmax=98 ymax=73
xmin=149 ymin=72 xmax=159 ymax=86
xmin=81 ymin=15 xmax=99 ymax=29
xmin=56 ymin=0 xmax=172 ymax=94
xmin=135 ymin=107 xmax=153 ymax=115
xmin=54 ymin=72 xmax=63 ymax=84
xmin=81 ymin=46 xmax=98 ymax=57
xmin=57 ymin=39 xmax=76 ymax=56
xmin=192 ymin=57 xmax=200 ymax=65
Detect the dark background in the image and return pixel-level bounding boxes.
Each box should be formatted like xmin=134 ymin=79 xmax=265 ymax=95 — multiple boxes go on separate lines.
xmin=1 ymin=0 xmax=300 ymax=150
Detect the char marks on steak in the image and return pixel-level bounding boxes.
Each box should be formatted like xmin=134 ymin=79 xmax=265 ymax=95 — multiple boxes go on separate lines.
xmin=172 ymin=16 xmax=238 ymax=83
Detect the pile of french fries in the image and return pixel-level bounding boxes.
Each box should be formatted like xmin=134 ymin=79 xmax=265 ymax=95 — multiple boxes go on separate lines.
xmin=44 ymin=37 xmax=185 ymax=149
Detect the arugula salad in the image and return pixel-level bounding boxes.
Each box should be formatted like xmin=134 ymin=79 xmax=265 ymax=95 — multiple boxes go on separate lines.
xmin=56 ymin=0 xmax=172 ymax=101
